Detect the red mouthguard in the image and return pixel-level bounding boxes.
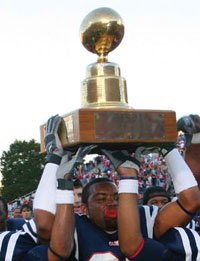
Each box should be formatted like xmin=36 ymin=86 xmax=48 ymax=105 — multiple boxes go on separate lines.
xmin=104 ymin=209 xmax=118 ymax=219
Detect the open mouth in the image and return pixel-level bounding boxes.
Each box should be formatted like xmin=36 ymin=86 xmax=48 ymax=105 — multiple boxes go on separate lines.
xmin=74 ymin=206 xmax=81 ymax=213
xmin=104 ymin=208 xmax=118 ymax=219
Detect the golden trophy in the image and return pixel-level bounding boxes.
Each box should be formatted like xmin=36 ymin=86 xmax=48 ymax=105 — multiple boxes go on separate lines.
xmin=40 ymin=7 xmax=177 ymax=153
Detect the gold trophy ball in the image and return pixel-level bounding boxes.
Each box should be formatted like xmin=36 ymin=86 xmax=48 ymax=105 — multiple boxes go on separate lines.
xmin=80 ymin=7 xmax=124 ymax=62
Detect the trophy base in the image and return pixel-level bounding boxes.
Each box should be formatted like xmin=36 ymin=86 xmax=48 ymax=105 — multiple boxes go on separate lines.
xmin=40 ymin=108 xmax=177 ymax=153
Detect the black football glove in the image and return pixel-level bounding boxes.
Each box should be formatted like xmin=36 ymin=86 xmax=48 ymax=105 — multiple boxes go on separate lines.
xmin=177 ymin=114 xmax=200 ymax=147
xmin=100 ymin=149 xmax=141 ymax=172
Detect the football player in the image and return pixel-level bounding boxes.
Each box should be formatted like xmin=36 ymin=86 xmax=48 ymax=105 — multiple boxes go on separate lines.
xmin=29 ymin=115 xmax=200 ymax=260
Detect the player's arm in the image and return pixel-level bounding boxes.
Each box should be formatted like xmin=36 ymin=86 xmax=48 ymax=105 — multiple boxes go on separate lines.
xmin=34 ymin=115 xmax=64 ymax=243
xmin=153 ymin=147 xmax=200 ymax=238
xmin=101 ymin=149 xmax=144 ymax=257
xmin=154 ymin=116 xmax=200 ymax=238
xmin=178 ymin=114 xmax=200 ymax=187
xmin=48 ymin=145 xmax=96 ymax=260
xmin=48 ymin=200 xmax=75 ymax=260
xmin=117 ymin=167 xmax=143 ymax=257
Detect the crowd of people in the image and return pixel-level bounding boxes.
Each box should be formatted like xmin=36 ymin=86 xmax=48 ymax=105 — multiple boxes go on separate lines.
xmin=8 ymin=133 xmax=185 ymax=218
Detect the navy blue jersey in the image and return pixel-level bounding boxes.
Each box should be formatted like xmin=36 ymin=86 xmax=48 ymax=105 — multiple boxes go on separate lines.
xmin=128 ymin=238 xmax=172 ymax=261
xmin=22 ymin=245 xmax=49 ymax=261
xmin=24 ymin=235 xmax=170 ymax=261
xmin=138 ymin=205 xmax=160 ymax=238
xmin=7 ymin=218 xmax=26 ymax=231
xmin=23 ymin=206 xmax=168 ymax=261
xmin=74 ymin=211 xmax=170 ymax=260
xmin=0 ymin=219 xmax=38 ymax=260
xmin=160 ymin=227 xmax=200 ymax=261
xmin=186 ymin=219 xmax=196 ymax=230
xmin=1 ymin=206 xmax=200 ymax=260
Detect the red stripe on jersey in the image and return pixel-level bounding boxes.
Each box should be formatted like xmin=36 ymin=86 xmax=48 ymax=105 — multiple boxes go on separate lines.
xmin=129 ymin=238 xmax=145 ymax=258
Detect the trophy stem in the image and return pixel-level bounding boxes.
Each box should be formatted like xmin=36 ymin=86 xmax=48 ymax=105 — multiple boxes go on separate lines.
xmin=98 ymin=54 xmax=108 ymax=63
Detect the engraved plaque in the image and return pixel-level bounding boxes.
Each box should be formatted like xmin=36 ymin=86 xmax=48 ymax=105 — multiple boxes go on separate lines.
xmin=95 ymin=112 xmax=165 ymax=140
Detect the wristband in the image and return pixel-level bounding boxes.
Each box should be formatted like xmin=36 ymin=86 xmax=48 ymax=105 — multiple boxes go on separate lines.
xmin=120 ymin=176 xmax=137 ymax=180
xmin=56 ymin=189 xmax=74 ymax=204
xmin=118 ymin=180 xmax=138 ymax=194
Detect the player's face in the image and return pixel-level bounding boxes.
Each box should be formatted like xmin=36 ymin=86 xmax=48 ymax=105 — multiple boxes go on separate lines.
xmin=84 ymin=182 xmax=119 ymax=232
xmin=74 ymin=187 xmax=83 ymax=213
xmin=147 ymin=196 xmax=169 ymax=208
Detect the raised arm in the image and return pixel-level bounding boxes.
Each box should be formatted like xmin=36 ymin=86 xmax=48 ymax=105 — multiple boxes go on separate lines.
xmin=33 ymin=115 xmax=64 ymax=243
xmin=48 ymin=145 xmax=96 ymax=260
xmin=100 ymin=149 xmax=144 ymax=257
xmin=178 ymin=114 xmax=200 ymax=186
xmin=153 ymin=146 xmax=200 ymax=238
xmin=154 ymin=114 xmax=200 ymax=238
xmin=101 ymin=149 xmax=171 ymax=260
xmin=117 ymin=167 xmax=143 ymax=257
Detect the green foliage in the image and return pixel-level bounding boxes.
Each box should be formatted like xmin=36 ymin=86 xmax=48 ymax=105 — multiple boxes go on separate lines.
xmin=0 ymin=139 xmax=46 ymax=202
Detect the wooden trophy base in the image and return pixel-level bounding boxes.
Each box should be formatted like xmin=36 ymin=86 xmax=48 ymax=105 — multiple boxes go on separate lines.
xmin=40 ymin=108 xmax=177 ymax=153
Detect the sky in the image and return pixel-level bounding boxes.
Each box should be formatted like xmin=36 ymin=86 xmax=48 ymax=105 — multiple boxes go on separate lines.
xmin=0 ymin=0 xmax=200 ymax=160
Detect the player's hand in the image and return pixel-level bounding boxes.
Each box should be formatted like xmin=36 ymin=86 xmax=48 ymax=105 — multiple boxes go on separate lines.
xmin=100 ymin=149 xmax=141 ymax=173
xmin=44 ymin=115 xmax=64 ymax=164
xmin=56 ymin=145 xmax=97 ymax=190
xmin=45 ymin=115 xmax=63 ymax=156
xmin=132 ymin=144 xmax=176 ymax=158
xmin=177 ymin=114 xmax=200 ymax=147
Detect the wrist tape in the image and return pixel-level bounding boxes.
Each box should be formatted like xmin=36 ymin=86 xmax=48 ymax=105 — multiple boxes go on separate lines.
xmin=56 ymin=189 xmax=74 ymax=204
xmin=118 ymin=179 xmax=138 ymax=194
xmin=165 ymin=148 xmax=197 ymax=194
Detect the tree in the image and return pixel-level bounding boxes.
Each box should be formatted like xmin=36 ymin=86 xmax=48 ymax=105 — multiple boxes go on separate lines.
xmin=0 ymin=139 xmax=46 ymax=202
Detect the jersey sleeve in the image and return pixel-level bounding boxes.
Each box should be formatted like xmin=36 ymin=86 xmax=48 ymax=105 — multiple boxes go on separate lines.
xmin=6 ymin=218 xmax=26 ymax=231
xmin=127 ymin=238 xmax=172 ymax=261
xmin=0 ymin=220 xmax=38 ymax=260
xmin=186 ymin=219 xmax=196 ymax=230
xmin=159 ymin=227 xmax=200 ymax=260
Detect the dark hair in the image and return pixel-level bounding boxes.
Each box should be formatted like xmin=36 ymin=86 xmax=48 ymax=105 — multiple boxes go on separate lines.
xmin=0 ymin=196 xmax=8 ymax=215
xmin=73 ymin=179 xmax=83 ymax=189
xmin=82 ymin=177 xmax=113 ymax=205
xmin=20 ymin=204 xmax=32 ymax=213
xmin=143 ymin=186 xmax=171 ymax=205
